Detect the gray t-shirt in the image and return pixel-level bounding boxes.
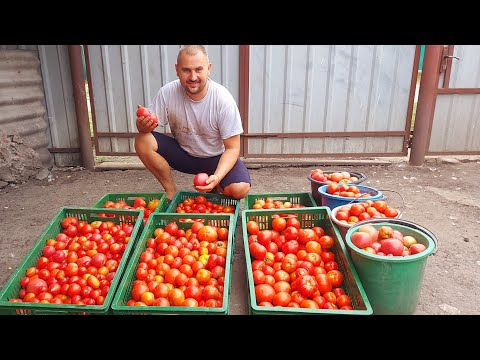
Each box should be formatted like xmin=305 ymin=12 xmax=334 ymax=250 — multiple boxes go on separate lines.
xmin=148 ymin=79 xmax=243 ymax=158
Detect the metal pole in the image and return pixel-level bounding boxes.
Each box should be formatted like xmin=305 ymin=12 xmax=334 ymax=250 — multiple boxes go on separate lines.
xmin=68 ymin=45 xmax=95 ymax=170
xmin=409 ymin=45 xmax=443 ymax=166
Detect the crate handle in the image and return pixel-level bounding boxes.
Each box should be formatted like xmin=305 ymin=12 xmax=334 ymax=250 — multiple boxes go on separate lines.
xmin=271 ymin=214 xmax=299 ymax=219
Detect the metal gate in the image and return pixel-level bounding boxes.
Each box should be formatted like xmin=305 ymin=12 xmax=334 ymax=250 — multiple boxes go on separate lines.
xmin=242 ymin=45 xmax=420 ymax=158
xmin=428 ymin=45 xmax=480 ymax=155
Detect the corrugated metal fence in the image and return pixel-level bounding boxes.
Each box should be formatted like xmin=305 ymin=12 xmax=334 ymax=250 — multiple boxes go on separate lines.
xmin=1 ymin=44 xmax=480 ymax=169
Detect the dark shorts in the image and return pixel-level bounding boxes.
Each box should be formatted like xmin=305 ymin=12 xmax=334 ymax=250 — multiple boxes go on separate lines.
xmin=152 ymin=132 xmax=251 ymax=188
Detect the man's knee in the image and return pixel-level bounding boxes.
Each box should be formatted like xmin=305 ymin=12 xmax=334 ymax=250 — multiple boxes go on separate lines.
xmin=135 ymin=133 xmax=155 ymax=156
xmin=224 ymin=182 xmax=251 ymax=200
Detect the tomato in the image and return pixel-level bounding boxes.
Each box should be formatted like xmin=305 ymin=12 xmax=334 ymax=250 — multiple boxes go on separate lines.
xmin=281 ymin=240 xmax=299 ymax=255
xmin=168 ymin=288 xmax=185 ymax=306
xmin=373 ymin=200 xmax=388 ymax=213
xmin=303 ymin=252 xmax=322 ymax=267
xmin=271 ymin=217 xmax=287 ymax=232
xmin=281 ymin=256 xmax=297 ymax=274
xmin=196 ymin=268 xmax=211 ymax=285
xmin=249 ymin=242 xmax=267 ymax=260
xmin=323 ymin=291 xmax=337 ymax=304
xmin=255 ymin=284 xmax=276 ymax=303
xmin=272 ymin=292 xmax=291 ymax=307
xmin=296 ymin=275 xmax=318 ymax=298
xmin=326 ymin=270 xmax=344 ymax=288
xmin=312 ymin=294 xmax=326 ymax=308
xmin=197 ymin=226 xmax=218 ymax=243
xmin=336 ymin=294 xmax=351 ymax=308
xmin=332 ymin=287 xmax=345 ymax=297
xmin=297 ymin=229 xmax=317 ymax=245
xmin=216 ymin=227 xmax=229 ymax=241
xmin=323 ymin=261 xmax=338 ymax=272
xmin=164 ymin=222 xmax=179 ymax=236
xmin=305 ymin=241 xmax=322 ymax=254
xmin=384 ymin=207 xmax=399 ymax=218
xmin=315 ymin=273 xmax=332 ymax=295
xmin=273 ymin=269 xmax=290 ymax=283
xmin=246 ymin=221 xmax=260 ymax=235
xmin=61 ymin=216 xmax=79 ymax=229
xmin=136 ymin=105 xmax=150 ymax=118
xmin=300 ymin=299 xmax=319 ymax=309
xmin=286 ymin=217 xmax=301 ymax=229
xmin=256 ymin=231 xmax=274 ymax=247
xmin=282 ymin=226 xmax=299 ymax=241
xmin=320 ymin=251 xmax=335 ymax=263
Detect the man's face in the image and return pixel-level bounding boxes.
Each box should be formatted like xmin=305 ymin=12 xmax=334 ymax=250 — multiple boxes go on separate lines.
xmin=175 ymin=51 xmax=212 ymax=100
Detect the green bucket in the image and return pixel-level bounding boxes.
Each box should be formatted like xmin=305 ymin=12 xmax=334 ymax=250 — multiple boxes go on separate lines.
xmin=345 ymin=219 xmax=437 ymax=315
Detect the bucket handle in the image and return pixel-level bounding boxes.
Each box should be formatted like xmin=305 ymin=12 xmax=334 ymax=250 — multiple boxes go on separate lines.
xmin=378 ymin=189 xmax=406 ymax=213
xmin=345 ymin=188 xmax=406 ymax=213
xmin=357 ymin=218 xmax=439 ymax=255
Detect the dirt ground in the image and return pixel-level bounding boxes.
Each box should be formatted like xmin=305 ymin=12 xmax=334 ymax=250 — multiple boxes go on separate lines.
xmin=1 ymin=156 xmax=479 ymax=315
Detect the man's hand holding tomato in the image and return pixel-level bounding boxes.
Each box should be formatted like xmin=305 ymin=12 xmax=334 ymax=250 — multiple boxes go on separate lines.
xmin=136 ymin=105 xmax=158 ymax=133
xmin=194 ymin=174 xmax=220 ymax=193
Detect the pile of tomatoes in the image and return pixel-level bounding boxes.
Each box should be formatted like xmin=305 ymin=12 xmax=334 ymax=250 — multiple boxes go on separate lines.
xmin=126 ymin=220 xmax=230 ymax=308
xmin=310 ymin=169 xmax=360 ymax=184
xmin=100 ymin=197 xmax=162 ymax=225
xmin=250 ymin=197 xmax=306 ymax=210
xmin=325 ymin=183 xmax=374 ymax=198
xmin=334 ymin=200 xmax=400 ymax=225
xmin=174 ymin=195 xmax=236 ymax=215
xmin=10 ymin=216 xmax=134 ymax=306
xmin=246 ymin=216 xmax=353 ymax=310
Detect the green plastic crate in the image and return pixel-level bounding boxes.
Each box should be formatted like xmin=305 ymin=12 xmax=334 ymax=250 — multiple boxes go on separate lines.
xmin=92 ymin=192 xmax=168 ymax=213
xmin=244 ymin=192 xmax=317 ymax=210
xmin=0 ymin=207 xmax=144 ymax=315
xmin=242 ymin=207 xmax=373 ymax=315
xmin=111 ymin=212 xmax=235 ymax=315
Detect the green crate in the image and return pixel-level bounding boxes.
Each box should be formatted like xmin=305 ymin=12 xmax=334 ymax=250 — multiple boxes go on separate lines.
xmin=0 ymin=207 xmax=144 ymax=315
xmin=166 ymin=191 xmax=240 ymax=230
xmin=92 ymin=192 xmax=168 ymax=213
xmin=111 ymin=212 xmax=235 ymax=315
xmin=242 ymin=207 xmax=373 ymax=315
xmin=244 ymin=192 xmax=317 ymax=210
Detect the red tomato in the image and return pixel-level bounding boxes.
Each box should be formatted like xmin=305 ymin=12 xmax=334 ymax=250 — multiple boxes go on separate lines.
xmin=256 ymin=230 xmax=273 ymax=246
xmin=297 ymin=229 xmax=317 ymax=245
xmin=255 ymin=284 xmax=276 ymax=303
xmin=326 ymin=270 xmax=344 ymax=288
xmin=286 ymin=217 xmax=301 ymax=229
xmin=271 ymin=217 xmax=287 ymax=232
xmin=249 ymin=242 xmax=267 ymax=260
xmin=246 ymin=221 xmax=260 ymax=235
xmin=296 ymin=275 xmax=318 ymax=298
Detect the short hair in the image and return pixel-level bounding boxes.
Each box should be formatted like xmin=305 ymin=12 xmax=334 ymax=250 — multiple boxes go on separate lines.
xmin=177 ymin=45 xmax=209 ymax=63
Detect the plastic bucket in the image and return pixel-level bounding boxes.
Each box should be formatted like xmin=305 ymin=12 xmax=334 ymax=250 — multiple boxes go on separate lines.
xmin=308 ymin=171 xmax=367 ymax=206
xmin=331 ymin=204 xmax=402 ymax=241
xmin=345 ymin=219 xmax=437 ymax=315
xmin=318 ymin=184 xmax=383 ymax=210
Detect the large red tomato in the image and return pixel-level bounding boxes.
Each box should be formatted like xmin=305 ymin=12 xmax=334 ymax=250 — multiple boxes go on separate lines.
xmin=326 ymin=270 xmax=344 ymax=288
xmin=255 ymin=284 xmax=276 ymax=303
xmin=295 ymin=275 xmax=318 ymax=298
xmin=249 ymin=242 xmax=267 ymax=260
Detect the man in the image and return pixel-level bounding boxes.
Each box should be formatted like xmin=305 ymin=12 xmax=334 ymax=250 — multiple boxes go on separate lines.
xmin=135 ymin=45 xmax=251 ymax=201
